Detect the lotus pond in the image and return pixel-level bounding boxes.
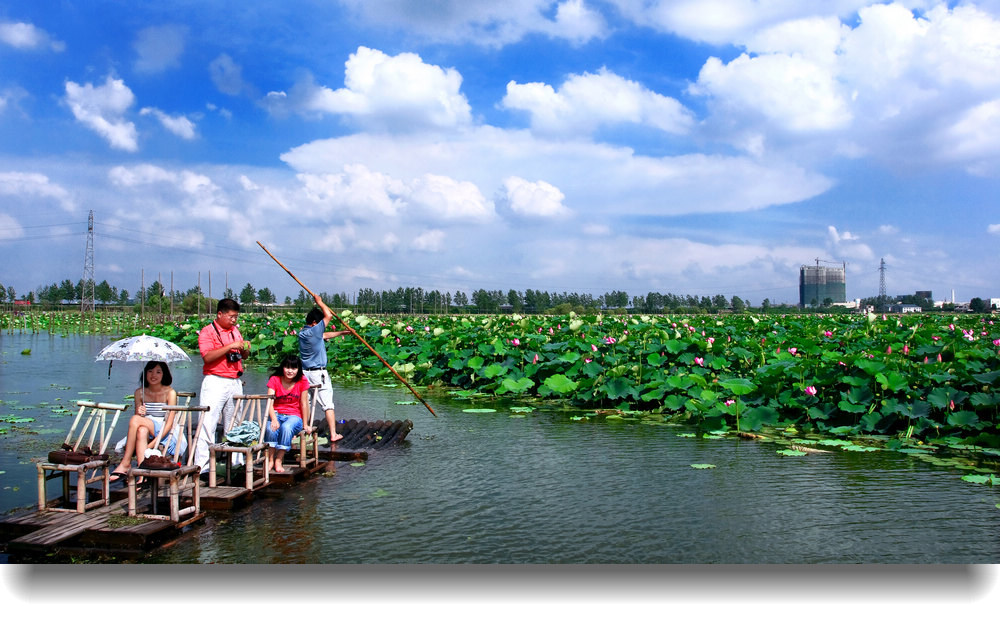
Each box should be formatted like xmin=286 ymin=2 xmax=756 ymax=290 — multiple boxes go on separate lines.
xmin=2 ymin=331 xmax=1000 ymax=563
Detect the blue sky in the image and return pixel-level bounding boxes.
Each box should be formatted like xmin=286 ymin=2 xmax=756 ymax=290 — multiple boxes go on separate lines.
xmin=2 ymin=0 xmax=999 ymax=306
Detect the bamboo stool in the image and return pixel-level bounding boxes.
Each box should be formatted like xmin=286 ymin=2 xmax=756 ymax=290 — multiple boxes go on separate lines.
xmin=37 ymin=401 xmax=128 ymax=513
xmin=127 ymin=405 xmax=206 ymax=522
xmin=209 ymin=395 xmax=271 ymax=490
xmin=289 ymin=384 xmax=322 ymax=469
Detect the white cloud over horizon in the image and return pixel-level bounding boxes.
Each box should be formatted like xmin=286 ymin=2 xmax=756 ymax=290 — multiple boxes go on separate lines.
xmin=2 ymin=2 xmax=999 ymax=305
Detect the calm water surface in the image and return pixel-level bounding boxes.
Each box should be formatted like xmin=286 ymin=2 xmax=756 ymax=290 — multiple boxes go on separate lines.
xmin=2 ymin=332 xmax=999 ymax=563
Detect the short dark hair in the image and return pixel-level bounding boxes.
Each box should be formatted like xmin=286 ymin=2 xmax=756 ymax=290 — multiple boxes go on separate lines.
xmin=217 ymin=298 xmax=240 ymax=313
xmin=140 ymin=361 xmax=173 ymax=387
xmin=305 ymin=307 xmax=324 ymax=325
xmin=270 ymin=355 xmax=303 ymax=382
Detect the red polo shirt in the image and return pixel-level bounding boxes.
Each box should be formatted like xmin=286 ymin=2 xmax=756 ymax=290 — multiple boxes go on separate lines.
xmin=199 ymin=320 xmax=244 ymax=378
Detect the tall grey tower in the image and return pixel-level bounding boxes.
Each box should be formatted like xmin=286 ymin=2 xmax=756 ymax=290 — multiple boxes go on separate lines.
xmin=877 ymin=258 xmax=887 ymax=312
xmin=81 ymin=210 xmax=95 ymax=313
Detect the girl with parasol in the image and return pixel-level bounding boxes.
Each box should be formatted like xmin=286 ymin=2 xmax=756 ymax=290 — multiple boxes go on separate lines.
xmin=109 ymin=361 xmax=181 ymax=482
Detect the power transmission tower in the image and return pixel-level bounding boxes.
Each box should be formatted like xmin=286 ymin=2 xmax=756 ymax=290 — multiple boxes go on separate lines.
xmin=877 ymin=257 xmax=887 ymax=312
xmin=81 ymin=210 xmax=96 ymax=314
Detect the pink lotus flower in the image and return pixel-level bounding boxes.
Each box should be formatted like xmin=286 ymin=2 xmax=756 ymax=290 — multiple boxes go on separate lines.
xmin=993 ymin=339 xmax=1000 ymax=347
xmin=694 ymin=357 xmax=704 ymax=366
xmin=405 ymin=325 xmax=413 ymax=332
xmin=707 ymin=337 xmax=715 ymax=344
xmin=604 ymin=336 xmax=616 ymax=344
xmin=949 ymin=399 xmax=955 ymax=411
xmin=511 ymin=338 xmax=520 ymax=346
xmin=937 ymin=353 xmax=943 ymax=363
xmin=591 ymin=344 xmax=598 ymax=352
xmin=532 ymin=354 xmax=539 ymax=364
xmin=886 ymin=346 xmax=892 ymax=355
xmin=724 ymin=399 xmax=735 ymax=407
xmin=804 ymin=386 xmax=817 ymax=396
xmin=584 ymin=358 xmax=592 ymax=364
xmin=903 ymin=344 xmax=909 ymax=355
xmin=824 ymin=330 xmax=832 ymax=337
xmin=788 ymin=347 xmax=797 ymax=356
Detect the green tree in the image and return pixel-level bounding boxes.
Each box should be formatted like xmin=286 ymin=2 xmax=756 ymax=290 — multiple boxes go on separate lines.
xmin=58 ymin=279 xmax=75 ymax=302
xmin=257 ymin=287 xmax=276 ymax=305
xmin=731 ymin=296 xmax=746 ymax=313
xmin=969 ymin=297 xmax=988 ymax=313
xmin=96 ymin=280 xmax=114 ymax=305
xmin=239 ymin=283 xmax=256 ymax=309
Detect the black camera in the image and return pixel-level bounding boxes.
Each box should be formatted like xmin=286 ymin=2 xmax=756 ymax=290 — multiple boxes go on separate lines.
xmin=226 ymin=350 xmax=243 ymax=363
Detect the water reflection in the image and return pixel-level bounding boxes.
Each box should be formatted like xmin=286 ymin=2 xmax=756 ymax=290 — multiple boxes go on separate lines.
xmin=2 ymin=333 xmax=1000 ymax=563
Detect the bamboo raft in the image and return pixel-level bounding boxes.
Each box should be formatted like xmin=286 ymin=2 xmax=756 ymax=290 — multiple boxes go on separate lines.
xmin=0 ymin=418 xmax=413 ymax=562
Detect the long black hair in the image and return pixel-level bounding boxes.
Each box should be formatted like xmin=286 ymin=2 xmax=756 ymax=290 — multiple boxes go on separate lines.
xmin=140 ymin=361 xmax=173 ymax=387
xmin=269 ymin=355 xmax=303 ymax=382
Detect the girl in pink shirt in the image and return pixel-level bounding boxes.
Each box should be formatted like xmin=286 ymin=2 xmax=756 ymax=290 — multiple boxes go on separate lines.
xmin=263 ymin=356 xmax=310 ymax=473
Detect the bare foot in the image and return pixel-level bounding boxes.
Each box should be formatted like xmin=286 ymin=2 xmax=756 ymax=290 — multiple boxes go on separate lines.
xmin=273 ymin=464 xmax=285 ymax=474
xmin=331 ymin=433 xmax=344 ymax=442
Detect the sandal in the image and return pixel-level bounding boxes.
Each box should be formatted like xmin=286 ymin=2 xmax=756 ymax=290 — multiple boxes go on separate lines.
xmin=109 ymin=471 xmax=127 ymax=483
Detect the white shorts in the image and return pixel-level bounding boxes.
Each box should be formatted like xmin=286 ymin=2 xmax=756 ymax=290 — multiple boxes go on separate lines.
xmin=303 ymin=369 xmax=335 ymax=412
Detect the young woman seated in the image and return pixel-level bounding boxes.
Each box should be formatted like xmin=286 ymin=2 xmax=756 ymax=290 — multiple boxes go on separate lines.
xmin=109 ymin=361 xmax=183 ymax=482
xmin=263 ymin=355 xmax=310 ymax=474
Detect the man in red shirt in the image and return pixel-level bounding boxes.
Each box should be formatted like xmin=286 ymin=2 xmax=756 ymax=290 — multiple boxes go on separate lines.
xmin=193 ymin=298 xmax=251 ymax=476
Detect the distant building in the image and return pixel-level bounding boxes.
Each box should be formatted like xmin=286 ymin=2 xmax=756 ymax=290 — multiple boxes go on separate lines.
xmin=889 ymin=303 xmax=922 ymax=313
xmin=799 ymin=264 xmax=846 ymax=308
xmin=915 ymin=290 xmax=932 ymax=301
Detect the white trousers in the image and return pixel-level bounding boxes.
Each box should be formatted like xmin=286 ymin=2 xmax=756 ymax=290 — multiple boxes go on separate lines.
xmin=194 ymin=374 xmax=243 ymax=473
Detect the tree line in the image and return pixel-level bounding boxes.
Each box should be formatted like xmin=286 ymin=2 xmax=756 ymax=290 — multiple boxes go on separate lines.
xmin=12 ymin=276 xmax=992 ymax=316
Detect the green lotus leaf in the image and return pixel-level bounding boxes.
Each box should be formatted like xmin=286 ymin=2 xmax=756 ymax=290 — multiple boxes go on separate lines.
xmin=719 ymin=377 xmax=756 ymax=395
xmin=776 ymin=449 xmax=806 ymax=456
xmin=542 ymin=374 xmax=578 ymax=395
xmin=690 ymin=463 xmax=716 ymax=469
xmin=462 ymin=408 xmax=497 ymax=413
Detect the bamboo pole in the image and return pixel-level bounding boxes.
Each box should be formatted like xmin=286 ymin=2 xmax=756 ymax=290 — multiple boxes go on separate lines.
xmin=256 ymin=241 xmax=436 ymax=417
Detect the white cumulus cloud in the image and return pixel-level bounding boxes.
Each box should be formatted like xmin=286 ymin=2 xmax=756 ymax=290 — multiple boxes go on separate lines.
xmin=302 ymin=46 xmax=472 ymax=131
xmin=0 ymin=21 xmax=64 ymax=51
xmin=338 ymin=0 xmax=606 ymax=46
xmin=140 ymin=107 xmax=197 ymax=140
xmin=499 ymin=176 xmax=571 ymax=218
xmin=504 ymin=67 xmax=694 ymax=136
xmin=0 ymin=171 xmax=75 ymax=211
xmin=64 ymin=76 xmax=138 ymax=151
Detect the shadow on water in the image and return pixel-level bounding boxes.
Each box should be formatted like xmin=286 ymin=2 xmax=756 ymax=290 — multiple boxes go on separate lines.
xmin=2 ymin=332 xmax=1000 ymax=563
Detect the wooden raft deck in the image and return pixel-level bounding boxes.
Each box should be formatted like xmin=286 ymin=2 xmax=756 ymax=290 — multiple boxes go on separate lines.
xmin=0 ymin=418 xmax=413 ymax=562
xmin=1 ymin=496 xmax=205 ymax=561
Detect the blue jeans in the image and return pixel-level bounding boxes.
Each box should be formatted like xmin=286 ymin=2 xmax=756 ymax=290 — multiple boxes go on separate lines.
xmin=264 ymin=414 xmax=303 ymax=451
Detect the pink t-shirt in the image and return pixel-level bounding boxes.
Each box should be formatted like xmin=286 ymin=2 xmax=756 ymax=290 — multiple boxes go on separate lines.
xmin=267 ymin=375 xmax=309 ymax=418
xmin=198 ymin=320 xmax=244 ymax=378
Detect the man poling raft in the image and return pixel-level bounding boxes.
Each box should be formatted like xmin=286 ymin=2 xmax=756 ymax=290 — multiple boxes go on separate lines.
xmin=256 ymin=240 xmax=437 ymax=418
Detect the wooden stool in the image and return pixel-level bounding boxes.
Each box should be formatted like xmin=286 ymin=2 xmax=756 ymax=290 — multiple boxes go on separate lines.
xmin=127 ymin=405 xmax=206 ymax=522
xmin=37 ymin=401 xmax=128 ymax=513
